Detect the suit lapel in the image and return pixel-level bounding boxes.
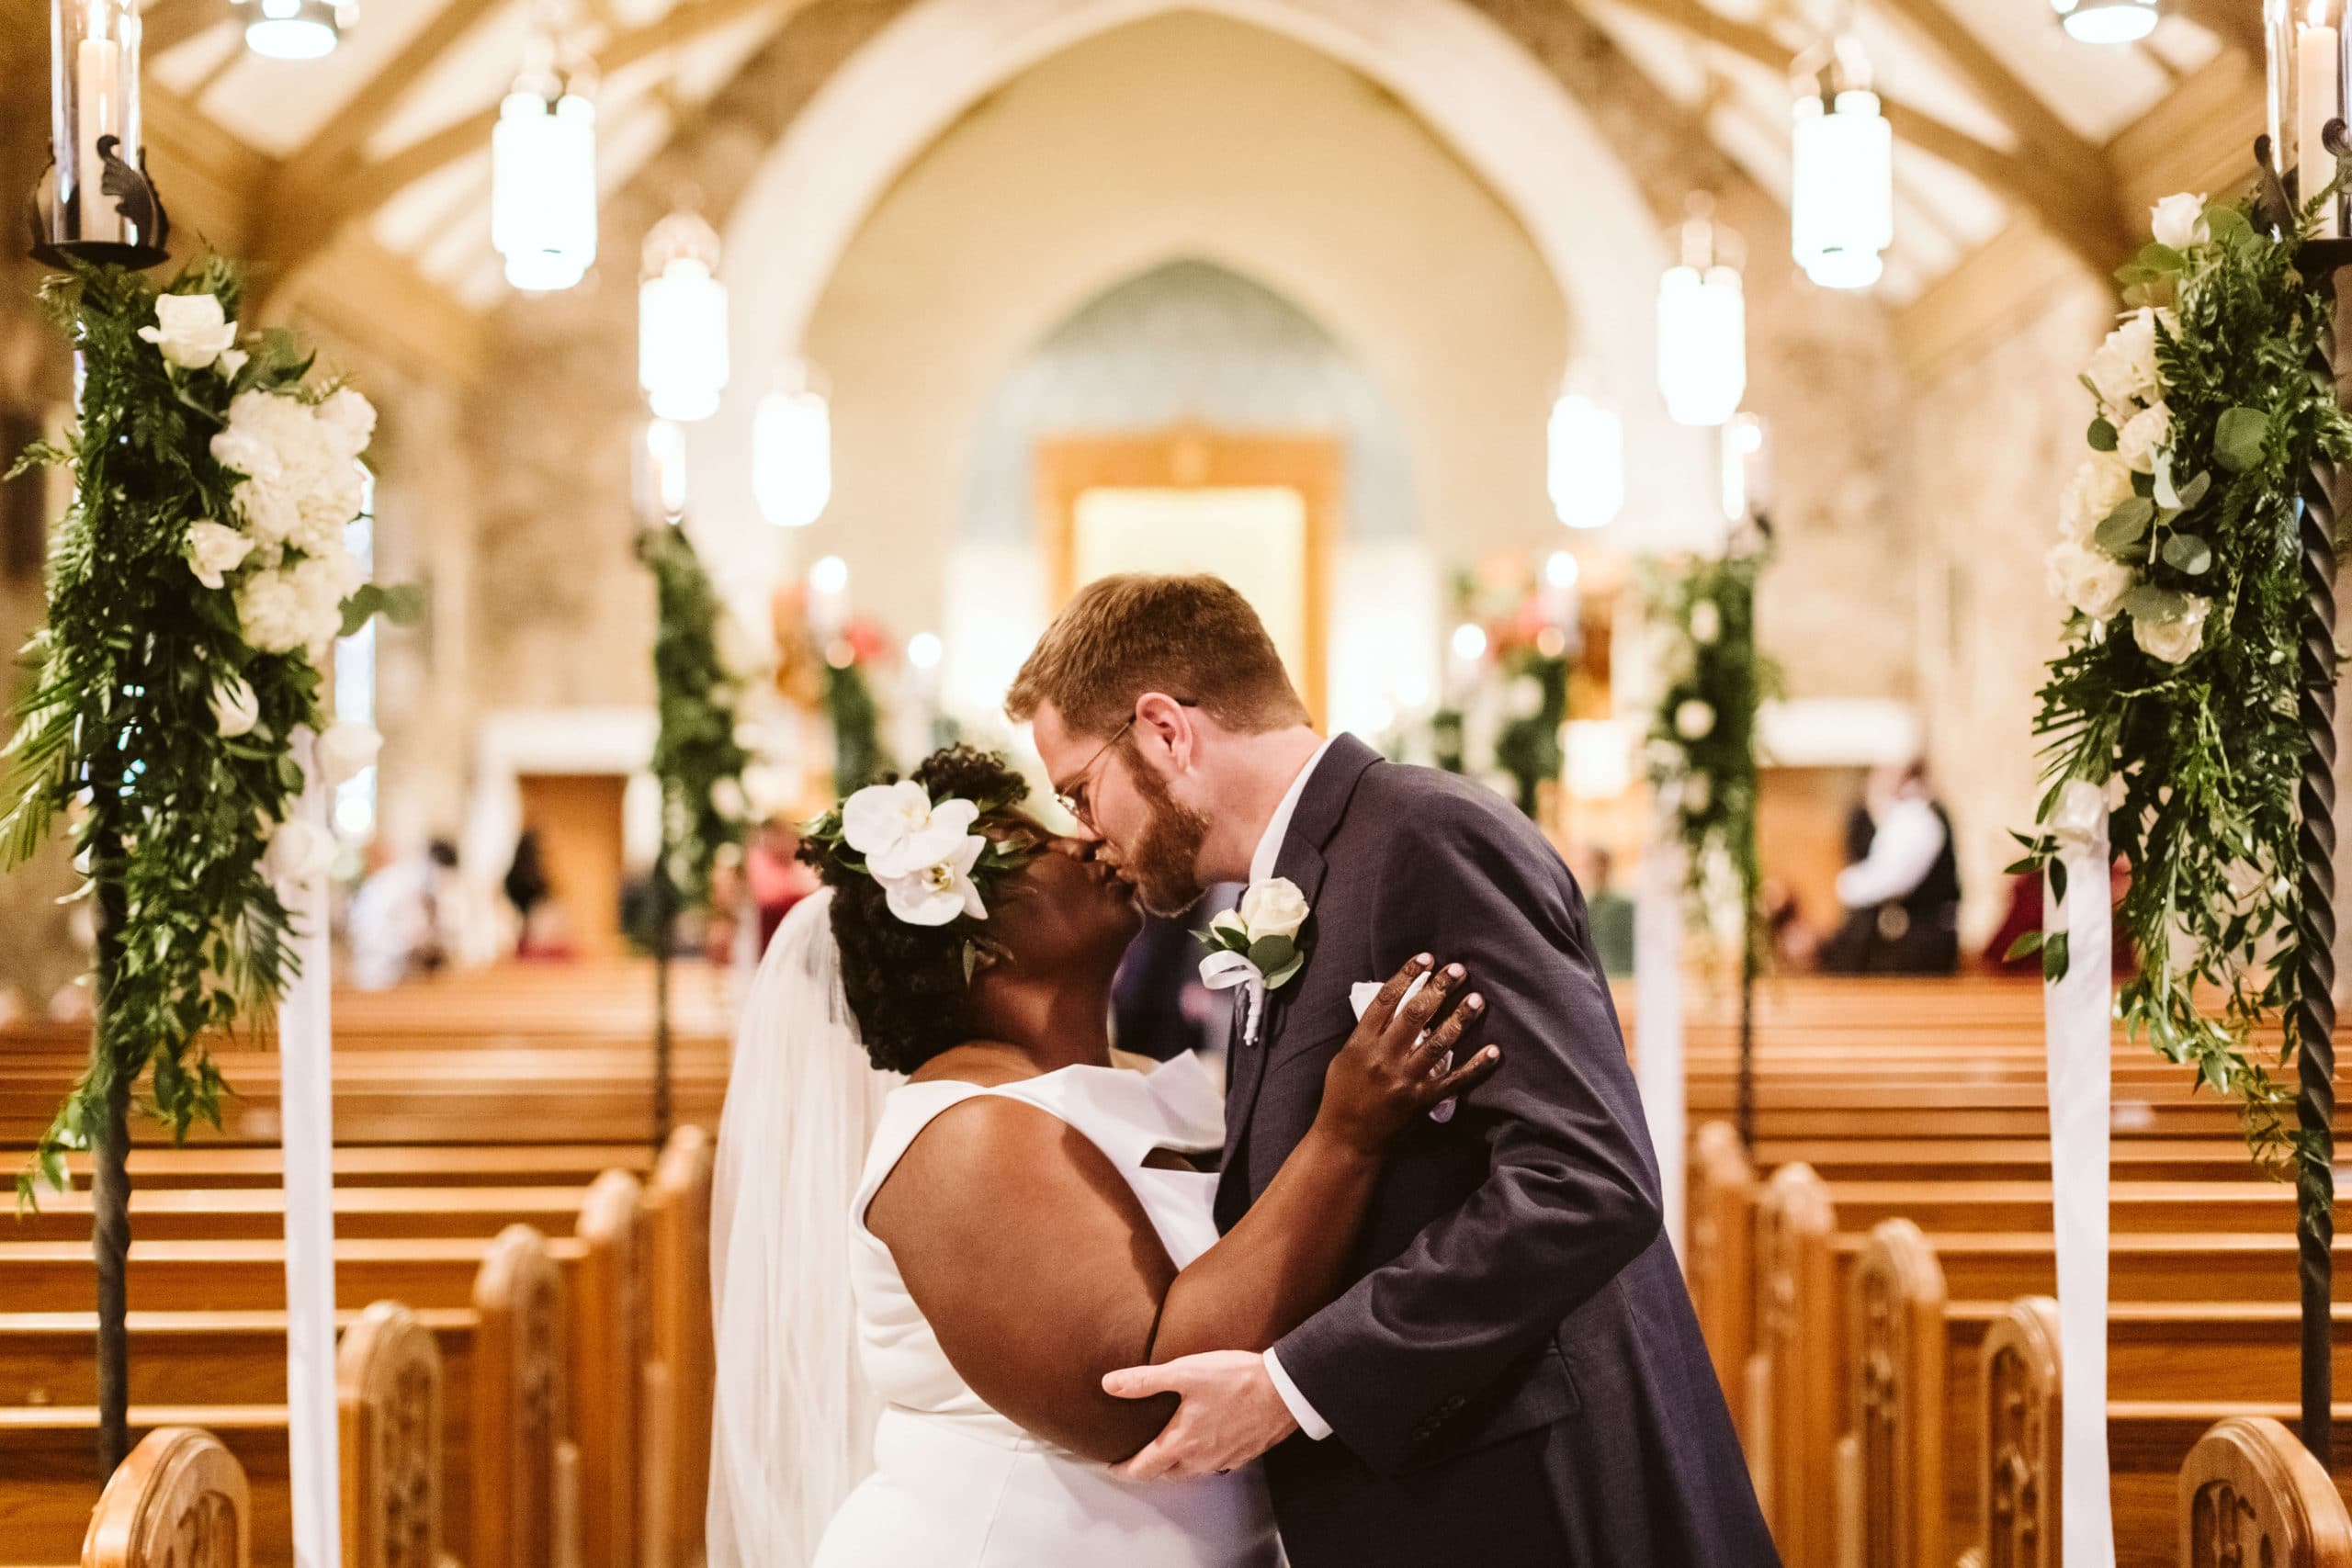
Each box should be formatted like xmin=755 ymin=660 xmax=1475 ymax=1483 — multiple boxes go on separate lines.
xmin=1217 ymin=736 xmax=1382 ymax=1187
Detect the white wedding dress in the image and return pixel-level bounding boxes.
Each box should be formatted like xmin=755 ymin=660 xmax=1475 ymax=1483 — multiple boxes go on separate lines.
xmin=707 ymin=890 xmax=1280 ymax=1568
xmin=815 ymin=1052 xmax=1282 ymax=1567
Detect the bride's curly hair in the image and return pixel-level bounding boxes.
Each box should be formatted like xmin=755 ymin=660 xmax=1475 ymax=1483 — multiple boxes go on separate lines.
xmin=798 ymin=745 xmax=1034 ymax=1074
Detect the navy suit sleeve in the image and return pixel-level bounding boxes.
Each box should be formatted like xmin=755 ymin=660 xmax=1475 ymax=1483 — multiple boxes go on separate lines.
xmin=1270 ymin=791 xmax=1663 ymax=1475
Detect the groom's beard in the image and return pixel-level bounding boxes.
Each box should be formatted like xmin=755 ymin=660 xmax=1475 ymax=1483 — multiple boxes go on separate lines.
xmin=1124 ymin=756 xmax=1211 ymax=919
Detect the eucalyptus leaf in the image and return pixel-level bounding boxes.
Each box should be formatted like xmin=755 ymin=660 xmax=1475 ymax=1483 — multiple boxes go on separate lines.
xmin=2175 ymin=469 xmax=2212 ymax=511
xmin=2086 ymin=418 xmax=2119 ymax=453
xmin=2120 ymin=583 xmax=2189 ymax=622
xmin=2215 ymin=406 xmax=2269 ymax=473
xmin=2162 ymin=534 xmax=2213 ymax=575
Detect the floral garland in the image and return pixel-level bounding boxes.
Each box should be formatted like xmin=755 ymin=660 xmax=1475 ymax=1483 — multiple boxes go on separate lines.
xmin=637 ymin=524 xmax=754 ymax=916
xmin=2015 ymin=190 xmax=2352 ymax=1182
xmin=2 ymin=259 xmax=395 ymax=1202
xmin=1645 ymin=536 xmax=1777 ymax=946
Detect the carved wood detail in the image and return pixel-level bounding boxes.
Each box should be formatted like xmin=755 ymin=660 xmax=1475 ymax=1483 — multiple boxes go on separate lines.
xmin=1849 ymin=1218 xmax=1947 ymax=1568
xmin=338 ymin=1299 xmax=445 ymax=1568
xmin=574 ymin=1168 xmax=647 ymax=1568
xmin=1752 ymin=1161 xmax=1838 ymax=1568
xmin=2181 ymin=1415 xmax=2352 ymax=1568
xmin=647 ymin=1128 xmax=715 ymax=1568
xmin=1979 ymin=1296 xmax=2061 ymax=1568
xmin=473 ymin=1224 xmax=573 ymax=1568
xmin=1690 ymin=1120 xmax=1758 ymax=1429
xmin=80 ymin=1426 xmax=251 ymax=1568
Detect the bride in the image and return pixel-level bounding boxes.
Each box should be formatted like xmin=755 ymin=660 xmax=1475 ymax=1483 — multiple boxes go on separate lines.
xmin=707 ymin=745 xmax=1498 ymax=1566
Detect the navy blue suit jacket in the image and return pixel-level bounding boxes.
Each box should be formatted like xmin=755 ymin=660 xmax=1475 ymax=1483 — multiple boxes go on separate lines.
xmin=1217 ymin=737 xmax=1777 ymax=1567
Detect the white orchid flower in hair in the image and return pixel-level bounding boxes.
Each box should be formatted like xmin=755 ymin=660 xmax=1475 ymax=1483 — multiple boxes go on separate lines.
xmin=881 ymin=832 xmax=991 ymax=926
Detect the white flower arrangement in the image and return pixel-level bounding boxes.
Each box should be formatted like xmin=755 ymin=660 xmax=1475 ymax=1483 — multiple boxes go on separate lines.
xmin=2042 ymin=192 xmax=2222 ymax=666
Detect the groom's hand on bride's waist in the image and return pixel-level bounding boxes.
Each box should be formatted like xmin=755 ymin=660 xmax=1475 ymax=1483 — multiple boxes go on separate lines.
xmin=1101 ymin=1350 xmax=1299 ymax=1481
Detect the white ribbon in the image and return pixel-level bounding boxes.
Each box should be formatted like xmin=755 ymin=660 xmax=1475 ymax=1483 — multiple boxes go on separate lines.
xmin=1199 ymin=949 xmax=1266 ymax=1044
xmin=277 ymin=736 xmax=342 ymax=1568
xmin=2044 ymin=780 xmax=2116 ymax=1567
xmin=1634 ymin=839 xmax=1688 ymax=1258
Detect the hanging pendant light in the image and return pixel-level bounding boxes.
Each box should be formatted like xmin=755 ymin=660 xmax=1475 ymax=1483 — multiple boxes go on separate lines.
xmin=2052 ymin=0 xmax=2160 ymax=42
xmin=1546 ymin=387 xmax=1624 ymax=531
xmin=754 ymin=360 xmax=832 ymax=529
xmin=232 ymin=0 xmax=357 ymax=60
xmin=639 ymin=204 xmax=728 ymax=423
xmin=1657 ymin=195 xmax=1746 ymax=428
xmin=492 ymin=33 xmax=597 ymax=294
xmin=1791 ymin=35 xmax=1893 ymax=291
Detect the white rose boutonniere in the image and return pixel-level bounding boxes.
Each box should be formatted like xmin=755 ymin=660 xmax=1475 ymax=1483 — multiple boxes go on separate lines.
xmin=1199 ymin=875 xmax=1313 ymax=1043
xmin=187 ymin=520 xmax=254 ymax=591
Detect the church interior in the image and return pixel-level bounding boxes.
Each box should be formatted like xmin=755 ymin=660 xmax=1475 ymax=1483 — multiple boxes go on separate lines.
xmin=0 ymin=0 xmax=2342 ymax=1562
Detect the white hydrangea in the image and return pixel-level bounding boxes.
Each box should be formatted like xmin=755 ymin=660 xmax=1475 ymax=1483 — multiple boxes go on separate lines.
xmin=210 ymin=389 xmax=368 ymax=557
xmin=235 ymin=545 xmax=359 ymax=656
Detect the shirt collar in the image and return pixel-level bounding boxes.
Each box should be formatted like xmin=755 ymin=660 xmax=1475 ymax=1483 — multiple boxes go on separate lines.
xmin=1249 ymin=737 xmax=1336 ymax=887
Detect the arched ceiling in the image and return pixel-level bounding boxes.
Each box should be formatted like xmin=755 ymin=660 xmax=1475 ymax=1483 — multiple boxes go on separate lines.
xmin=73 ymin=0 xmax=2261 ymax=351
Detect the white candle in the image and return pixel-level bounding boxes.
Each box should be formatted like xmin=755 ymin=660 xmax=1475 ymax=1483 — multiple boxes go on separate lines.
xmin=2300 ymin=4 xmax=2343 ymax=236
xmin=74 ymin=34 xmax=122 ymax=243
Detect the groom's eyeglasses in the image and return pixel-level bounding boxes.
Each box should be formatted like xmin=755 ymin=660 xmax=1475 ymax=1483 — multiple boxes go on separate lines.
xmin=1053 ymin=701 xmax=1194 ymax=830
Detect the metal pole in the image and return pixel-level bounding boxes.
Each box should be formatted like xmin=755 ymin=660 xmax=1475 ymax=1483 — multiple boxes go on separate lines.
xmin=2292 ymin=243 xmax=2346 ymax=1470
xmin=1737 ymin=907 xmax=1758 ymax=1152
xmin=652 ymin=854 xmax=674 ymax=1151
xmin=86 ymin=788 xmax=130 ymax=1480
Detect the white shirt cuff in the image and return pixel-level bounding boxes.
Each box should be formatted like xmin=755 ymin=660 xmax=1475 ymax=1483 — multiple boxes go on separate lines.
xmin=1262 ymin=1348 xmax=1333 ymax=1440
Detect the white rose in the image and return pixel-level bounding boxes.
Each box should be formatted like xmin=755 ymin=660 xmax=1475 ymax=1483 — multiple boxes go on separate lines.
xmin=2085 ymin=310 xmax=2161 ymax=412
xmin=711 ymin=777 xmax=748 ymax=821
xmin=209 ymin=674 xmax=260 ymax=738
xmin=187 ymin=520 xmax=254 ymax=591
xmin=263 ymin=817 xmax=337 ymax=903
xmin=715 ymin=615 xmax=764 ymax=682
xmin=1504 ymin=675 xmax=1545 ymax=720
xmin=2115 ymin=400 xmax=2171 ymax=476
xmin=879 ymin=834 xmax=989 ymax=927
xmin=2045 ymin=539 xmax=2135 ymax=625
xmin=1681 ymin=771 xmax=1713 ymax=815
xmin=2061 ymin=455 xmax=2137 ymax=541
xmin=1689 ymin=599 xmax=1722 ymax=646
xmin=316 ymin=721 xmax=382 ymax=785
xmin=1209 ymin=908 xmax=1250 ymax=945
xmin=2151 ymin=192 xmax=2209 ymax=251
xmin=137 ymin=291 xmax=238 ymax=371
xmin=1674 ymin=699 xmax=1716 ymax=741
xmin=2132 ymin=593 xmax=2211 ymax=664
xmin=217 ymin=347 xmax=248 ymax=380
xmin=1238 ymin=876 xmax=1311 ymax=942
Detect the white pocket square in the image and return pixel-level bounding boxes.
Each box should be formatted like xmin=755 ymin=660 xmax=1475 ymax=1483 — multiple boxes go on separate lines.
xmin=1348 ymin=974 xmax=1457 ymax=1123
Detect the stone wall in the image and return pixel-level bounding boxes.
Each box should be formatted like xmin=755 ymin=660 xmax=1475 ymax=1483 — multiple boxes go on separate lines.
xmin=1910 ymin=258 xmax=2116 ymax=939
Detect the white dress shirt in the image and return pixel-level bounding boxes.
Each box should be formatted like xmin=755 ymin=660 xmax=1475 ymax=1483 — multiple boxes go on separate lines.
xmin=1245 ymin=738 xmax=1339 ymax=1442
xmin=1835 ymin=794 xmax=1948 ymax=909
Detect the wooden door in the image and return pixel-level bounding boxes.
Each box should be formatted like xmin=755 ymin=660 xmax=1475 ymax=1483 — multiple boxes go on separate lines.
xmin=515 ymin=773 xmax=627 ymax=960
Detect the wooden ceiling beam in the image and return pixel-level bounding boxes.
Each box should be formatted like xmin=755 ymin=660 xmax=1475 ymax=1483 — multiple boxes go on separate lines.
xmin=140 ymin=0 xmax=228 ymax=58
xmin=254 ymin=0 xmax=790 ymax=278
xmin=1589 ymin=0 xmax=2132 ymax=274
xmin=2176 ymin=0 xmax=2266 ymax=59
xmin=1872 ymin=0 xmax=2111 ymax=187
xmin=277 ymin=0 xmax=510 ymax=183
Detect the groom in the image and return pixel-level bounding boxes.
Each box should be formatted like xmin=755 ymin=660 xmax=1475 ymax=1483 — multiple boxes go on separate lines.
xmin=1009 ymin=574 xmax=1775 ymax=1567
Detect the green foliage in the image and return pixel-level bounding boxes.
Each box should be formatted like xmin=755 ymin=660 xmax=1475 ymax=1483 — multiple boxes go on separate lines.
xmin=1493 ymin=646 xmax=1570 ymax=818
xmin=636 ymin=525 xmax=753 ymax=918
xmin=825 ymin=660 xmax=888 ymax=794
xmin=2017 ymin=197 xmax=2352 ymax=1185
xmin=1 ymin=258 xmax=379 ymax=1206
xmin=1645 ymin=538 xmax=1779 ymax=968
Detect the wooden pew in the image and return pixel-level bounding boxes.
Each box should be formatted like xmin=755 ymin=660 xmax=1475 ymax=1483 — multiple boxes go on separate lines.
xmin=80 ymin=1425 xmax=251 ymax=1568
xmin=338 ymin=1300 xmax=455 ymax=1568
xmin=472 ymin=1225 xmax=577 ymax=1568
xmin=645 ymin=1128 xmax=713 ymax=1568
xmin=2179 ymin=1415 xmax=2352 ymax=1566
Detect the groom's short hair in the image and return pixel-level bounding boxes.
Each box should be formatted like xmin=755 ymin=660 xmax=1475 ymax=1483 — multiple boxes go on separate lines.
xmin=1007 ymin=573 xmax=1309 ymax=737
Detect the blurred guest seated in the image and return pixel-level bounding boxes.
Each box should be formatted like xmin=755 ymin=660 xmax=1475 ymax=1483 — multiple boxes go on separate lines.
xmin=349 ymin=839 xmax=469 ymax=990
xmin=503 ymin=829 xmax=575 ymax=962
xmin=1568 ymin=845 xmax=1636 ymax=979
xmin=1818 ymin=760 xmax=1962 ymax=976
xmin=1761 ymin=878 xmax=1820 ymax=973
